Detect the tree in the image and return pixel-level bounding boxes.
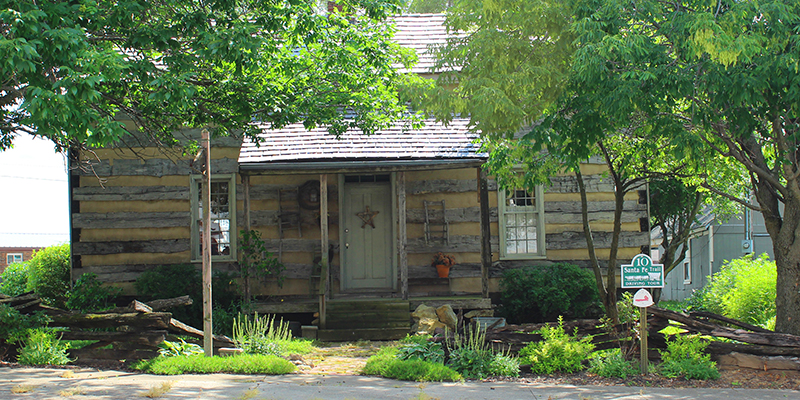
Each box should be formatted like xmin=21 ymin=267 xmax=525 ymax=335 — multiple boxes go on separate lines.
xmin=406 ymin=0 xmax=451 ymax=13
xmin=427 ymin=0 xmax=800 ymax=334
xmin=1 ymin=0 xmax=417 ymax=153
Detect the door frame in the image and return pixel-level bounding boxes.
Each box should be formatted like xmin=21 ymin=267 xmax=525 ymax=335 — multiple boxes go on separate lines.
xmin=338 ymin=173 xmax=398 ymax=292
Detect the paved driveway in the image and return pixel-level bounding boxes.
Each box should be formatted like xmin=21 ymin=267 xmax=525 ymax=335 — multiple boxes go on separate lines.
xmin=1 ymin=367 xmax=796 ymax=399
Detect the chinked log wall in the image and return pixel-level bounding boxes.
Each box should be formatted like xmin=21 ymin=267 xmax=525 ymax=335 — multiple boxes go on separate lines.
xmin=72 ymin=142 xmax=649 ymax=295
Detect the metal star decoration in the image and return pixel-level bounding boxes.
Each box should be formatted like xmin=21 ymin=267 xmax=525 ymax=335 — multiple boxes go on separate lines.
xmin=356 ymin=205 xmax=379 ymax=228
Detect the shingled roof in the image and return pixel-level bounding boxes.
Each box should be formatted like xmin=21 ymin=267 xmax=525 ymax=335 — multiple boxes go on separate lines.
xmin=239 ymin=118 xmax=484 ymax=167
xmin=238 ymin=14 xmax=481 ymax=169
xmin=392 ymin=14 xmax=448 ymax=74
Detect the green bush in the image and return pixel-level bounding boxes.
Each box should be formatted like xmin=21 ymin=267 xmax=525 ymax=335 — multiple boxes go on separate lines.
xmin=363 ymin=348 xmax=462 ymax=382
xmin=133 ymin=353 xmax=295 ymax=375
xmin=65 ymin=273 xmax=121 ymax=312
xmin=588 ymin=348 xmax=638 ymax=378
xmin=0 ymin=262 xmax=30 ymax=297
xmin=520 ymin=316 xmax=595 ymax=374
xmin=499 ymin=263 xmax=601 ymax=323
xmin=690 ymin=254 xmax=775 ymax=328
xmin=447 ymin=327 xmax=519 ymax=379
xmin=17 ymin=328 xmax=72 ymax=366
xmin=135 ymin=264 xmax=239 ymax=328
xmin=27 ymin=244 xmax=71 ymax=308
xmin=0 ymin=304 xmax=51 ymax=344
xmin=397 ymin=340 xmax=444 ymax=363
xmin=232 ymin=313 xmax=292 ymax=356
xmin=158 ymin=339 xmax=204 ymax=357
xmin=659 ymin=335 xmax=719 ymax=380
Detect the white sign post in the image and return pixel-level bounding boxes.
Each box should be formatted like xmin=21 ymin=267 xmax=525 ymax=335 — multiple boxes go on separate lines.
xmin=621 ymin=255 xmax=663 ymax=374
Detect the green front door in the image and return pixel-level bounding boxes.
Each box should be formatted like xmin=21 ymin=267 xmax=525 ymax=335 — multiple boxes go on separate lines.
xmin=342 ymin=180 xmax=394 ymax=290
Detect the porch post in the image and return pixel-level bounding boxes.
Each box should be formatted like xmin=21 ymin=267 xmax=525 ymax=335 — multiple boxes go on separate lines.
xmin=319 ymin=174 xmax=329 ymax=329
xmin=242 ymin=173 xmax=251 ymax=232
xmin=398 ymin=171 xmax=408 ymax=300
xmin=478 ymin=167 xmax=491 ymax=298
xmin=201 ymin=129 xmax=213 ymax=356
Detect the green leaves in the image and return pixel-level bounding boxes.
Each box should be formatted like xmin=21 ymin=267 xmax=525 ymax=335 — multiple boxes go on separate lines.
xmin=2 ymin=0 xmax=415 ymax=151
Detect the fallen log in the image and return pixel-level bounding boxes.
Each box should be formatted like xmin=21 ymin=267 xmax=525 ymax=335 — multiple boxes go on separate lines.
xmin=688 ymin=310 xmax=772 ymax=334
xmin=68 ymin=348 xmax=157 ymax=362
xmin=147 ymin=295 xmax=192 ymax=311
xmin=706 ymin=341 xmax=800 ymax=357
xmin=168 ymin=318 xmax=234 ymax=345
xmin=49 ymin=312 xmax=172 ymax=330
xmin=59 ymin=330 xmax=168 ymax=348
xmin=648 ymin=307 xmax=800 ymax=348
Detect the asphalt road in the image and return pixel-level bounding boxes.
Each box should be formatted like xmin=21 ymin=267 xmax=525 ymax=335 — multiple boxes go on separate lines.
xmin=1 ymin=367 xmax=797 ymax=400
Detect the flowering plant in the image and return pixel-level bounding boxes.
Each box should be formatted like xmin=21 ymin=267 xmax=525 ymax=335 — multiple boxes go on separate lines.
xmin=431 ymin=252 xmax=456 ymax=267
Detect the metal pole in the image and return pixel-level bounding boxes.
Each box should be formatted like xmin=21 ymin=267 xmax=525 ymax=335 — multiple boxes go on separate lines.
xmin=201 ymin=129 xmax=213 ymax=356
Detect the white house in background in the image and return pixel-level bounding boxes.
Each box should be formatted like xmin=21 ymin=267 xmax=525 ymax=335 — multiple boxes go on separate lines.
xmin=652 ymin=207 xmax=774 ymax=301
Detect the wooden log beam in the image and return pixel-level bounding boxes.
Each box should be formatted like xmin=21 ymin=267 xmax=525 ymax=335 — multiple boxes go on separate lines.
xmin=49 ymin=312 xmax=172 ymax=329
xmin=648 ymin=307 xmax=800 ymax=347
xmin=689 ymin=310 xmax=773 ymax=334
xmin=147 ymin=296 xmax=193 ymax=311
xmin=168 ymin=318 xmax=234 ymax=345
xmin=59 ymin=330 xmax=167 ymax=348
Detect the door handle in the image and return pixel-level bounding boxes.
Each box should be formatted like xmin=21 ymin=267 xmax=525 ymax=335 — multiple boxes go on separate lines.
xmin=345 ymin=243 xmax=349 ymax=249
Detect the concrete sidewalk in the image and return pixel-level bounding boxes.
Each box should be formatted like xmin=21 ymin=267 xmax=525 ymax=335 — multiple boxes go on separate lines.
xmin=1 ymin=367 xmax=796 ymax=400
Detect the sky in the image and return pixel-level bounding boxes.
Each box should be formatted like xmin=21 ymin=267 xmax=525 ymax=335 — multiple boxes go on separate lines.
xmin=0 ymin=135 xmax=70 ymax=248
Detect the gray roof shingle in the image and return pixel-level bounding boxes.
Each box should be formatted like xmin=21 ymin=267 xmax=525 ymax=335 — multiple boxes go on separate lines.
xmin=392 ymin=14 xmax=449 ymax=74
xmin=239 ymin=118 xmax=484 ymax=164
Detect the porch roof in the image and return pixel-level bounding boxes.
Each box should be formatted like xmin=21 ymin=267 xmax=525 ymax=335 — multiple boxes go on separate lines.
xmin=238 ymin=118 xmax=486 ymax=170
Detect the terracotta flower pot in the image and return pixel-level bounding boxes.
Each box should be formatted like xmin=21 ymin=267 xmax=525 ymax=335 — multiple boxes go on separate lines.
xmin=436 ymin=264 xmax=450 ymax=278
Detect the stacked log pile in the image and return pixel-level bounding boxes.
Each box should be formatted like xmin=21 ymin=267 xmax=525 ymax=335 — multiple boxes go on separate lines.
xmin=484 ymin=307 xmax=800 ymax=370
xmin=0 ymin=293 xmax=233 ymax=363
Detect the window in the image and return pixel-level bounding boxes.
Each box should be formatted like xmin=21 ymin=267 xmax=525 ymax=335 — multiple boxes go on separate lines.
xmin=682 ymin=243 xmax=692 ymax=285
xmin=498 ymin=185 xmax=545 ymax=258
xmin=6 ymin=253 xmax=22 ymax=265
xmin=191 ymin=174 xmax=237 ymax=261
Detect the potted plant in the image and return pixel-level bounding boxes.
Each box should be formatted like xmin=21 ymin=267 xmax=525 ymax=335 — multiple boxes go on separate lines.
xmin=432 ymin=252 xmax=456 ymax=278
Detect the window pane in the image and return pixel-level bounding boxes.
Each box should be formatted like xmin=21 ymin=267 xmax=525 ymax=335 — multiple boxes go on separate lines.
xmin=503 ymin=188 xmax=539 ymax=255
xmin=198 ymin=181 xmax=232 ymax=256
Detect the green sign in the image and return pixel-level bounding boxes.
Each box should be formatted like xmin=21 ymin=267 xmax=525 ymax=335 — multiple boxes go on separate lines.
xmin=621 ymin=254 xmax=664 ymax=288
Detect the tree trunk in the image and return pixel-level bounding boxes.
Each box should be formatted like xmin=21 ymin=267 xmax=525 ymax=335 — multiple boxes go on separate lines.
xmin=576 ymin=168 xmax=619 ymax=323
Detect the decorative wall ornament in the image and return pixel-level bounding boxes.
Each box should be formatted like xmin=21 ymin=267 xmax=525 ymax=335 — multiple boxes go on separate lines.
xmin=357 ymin=206 xmax=379 ymax=228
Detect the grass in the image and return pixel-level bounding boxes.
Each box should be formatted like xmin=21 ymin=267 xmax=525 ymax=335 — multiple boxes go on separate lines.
xmin=132 ymin=354 xmax=295 ymax=375
xmin=10 ymin=384 xmax=36 ymax=394
xmin=139 ymin=381 xmax=175 ymax=398
xmin=657 ymin=300 xmax=688 ymax=312
xmin=362 ymin=347 xmax=462 ymax=382
xmin=58 ymin=386 xmax=87 ymax=397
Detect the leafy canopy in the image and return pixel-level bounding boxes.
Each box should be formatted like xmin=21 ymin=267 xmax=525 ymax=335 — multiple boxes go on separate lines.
xmin=1 ymin=0 xmax=418 ymax=152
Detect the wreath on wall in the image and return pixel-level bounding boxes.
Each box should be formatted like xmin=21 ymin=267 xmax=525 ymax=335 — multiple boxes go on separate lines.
xmin=298 ymin=180 xmax=321 ymax=210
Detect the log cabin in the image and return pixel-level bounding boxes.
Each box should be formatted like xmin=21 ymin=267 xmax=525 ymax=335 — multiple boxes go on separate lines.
xmin=68 ymin=14 xmax=650 ymax=340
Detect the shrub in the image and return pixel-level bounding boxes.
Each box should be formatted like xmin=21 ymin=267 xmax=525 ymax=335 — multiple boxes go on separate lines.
xmin=659 ymin=335 xmax=719 ymax=380
xmin=397 ymin=340 xmax=444 ymax=363
xmin=133 ymin=353 xmax=295 ymax=375
xmin=0 ymin=262 xmax=30 ymax=297
xmin=447 ymin=327 xmax=519 ymax=379
xmin=17 ymin=328 xmax=71 ymax=366
xmin=499 ymin=263 xmax=601 ymax=323
xmin=692 ymin=254 xmax=775 ymax=328
xmin=135 ymin=264 xmax=239 ymax=328
xmin=27 ymin=244 xmax=70 ymax=307
xmin=232 ymin=313 xmax=291 ymax=356
xmin=65 ymin=273 xmax=121 ymax=312
xmin=588 ymin=348 xmax=638 ymax=378
xmin=0 ymin=304 xmax=51 ymax=344
xmin=363 ymin=348 xmax=462 ymax=382
xmin=158 ymin=339 xmax=204 ymax=357
xmin=520 ymin=316 xmax=594 ymax=374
